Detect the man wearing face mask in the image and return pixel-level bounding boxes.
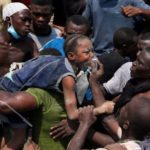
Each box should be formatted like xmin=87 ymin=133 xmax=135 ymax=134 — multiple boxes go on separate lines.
xmin=0 ymin=2 xmax=39 ymax=70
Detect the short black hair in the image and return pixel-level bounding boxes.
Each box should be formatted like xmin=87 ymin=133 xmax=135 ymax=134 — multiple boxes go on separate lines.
xmin=31 ymin=0 xmax=52 ymax=5
xmin=66 ymin=15 xmax=90 ymax=31
xmin=66 ymin=15 xmax=90 ymax=27
xmin=113 ymin=27 xmax=137 ymax=49
xmin=40 ymin=48 xmax=61 ymax=56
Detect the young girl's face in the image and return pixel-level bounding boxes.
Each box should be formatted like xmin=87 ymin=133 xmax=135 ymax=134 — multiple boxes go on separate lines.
xmin=73 ymin=38 xmax=93 ymax=66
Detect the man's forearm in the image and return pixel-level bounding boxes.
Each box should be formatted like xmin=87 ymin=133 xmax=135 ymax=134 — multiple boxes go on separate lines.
xmin=89 ymin=80 xmax=106 ymax=106
xmin=67 ymin=123 xmax=90 ymax=150
xmin=87 ymin=128 xmax=115 ymax=147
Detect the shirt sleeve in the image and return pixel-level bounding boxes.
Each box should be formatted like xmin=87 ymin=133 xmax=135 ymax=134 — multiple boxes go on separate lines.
xmin=103 ymin=62 xmax=132 ymax=95
xmin=132 ymin=0 xmax=150 ymax=9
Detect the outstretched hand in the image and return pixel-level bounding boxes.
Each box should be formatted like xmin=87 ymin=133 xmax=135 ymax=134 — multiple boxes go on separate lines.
xmin=50 ymin=119 xmax=77 ymax=139
xmin=94 ymin=101 xmax=115 ymax=116
xmin=100 ymin=101 xmax=115 ymax=114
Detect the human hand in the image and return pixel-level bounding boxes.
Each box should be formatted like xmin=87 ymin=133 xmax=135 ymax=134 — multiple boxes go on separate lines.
xmin=78 ymin=105 xmax=97 ymax=127
xmin=121 ymin=5 xmax=143 ymax=17
xmin=89 ymin=59 xmax=104 ymax=82
xmin=9 ymin=62 xmax=24 ymax=72
xmin=0 ymin=41 xmax=10 ymax=64
xmin=94 ymin=101 xmax=115 ymax=115
xmin=101 ymin=101 xmax=115 ymax=114
xmin=50 ymin=119 xmax=76 ymax=139
xmin=23 ymin=138 xmax=40 ymax=150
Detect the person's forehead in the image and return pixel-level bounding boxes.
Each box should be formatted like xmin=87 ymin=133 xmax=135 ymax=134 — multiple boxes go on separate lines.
xmin=77 ymin=38 xmax=92 ymax=46
xmin=12 ymin=9 xmax=31 ymax=18
xmin=67 ymin=21 xmax=87 ymax=30
xmin=31 ymin=4 xmax=52 ymax=12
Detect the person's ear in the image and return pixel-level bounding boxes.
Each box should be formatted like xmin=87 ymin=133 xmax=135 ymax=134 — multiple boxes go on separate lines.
xmin=67 ymin=52 xmax=75 ymax=60
xmin=122 ymin=120 xmax=130 ymax=130
xmin=63 ymin=27 xmax=67 ymax=38
xmin=5 ymin=17 xmax=11 ymax=24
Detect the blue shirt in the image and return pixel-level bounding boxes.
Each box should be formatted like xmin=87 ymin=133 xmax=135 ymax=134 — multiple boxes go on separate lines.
xmin=1 ymin=55 xmax=75 ymax=92
xmin=83 ymin=0 xmax=150 ymax=54
xmin=42 ymin=37 xmax=65 ymax=56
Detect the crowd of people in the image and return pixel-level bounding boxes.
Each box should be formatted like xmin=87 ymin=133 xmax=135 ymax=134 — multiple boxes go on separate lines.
xmin=0 ymin=0 xmax=150 ymax=150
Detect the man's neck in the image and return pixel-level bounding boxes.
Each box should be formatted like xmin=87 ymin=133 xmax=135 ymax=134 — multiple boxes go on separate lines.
xmin=32 ymin=25 xmax=52 ymax=36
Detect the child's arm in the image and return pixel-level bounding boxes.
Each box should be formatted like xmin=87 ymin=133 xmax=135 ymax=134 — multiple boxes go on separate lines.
xmin=62 ymin=76 xmax=79 ymax=120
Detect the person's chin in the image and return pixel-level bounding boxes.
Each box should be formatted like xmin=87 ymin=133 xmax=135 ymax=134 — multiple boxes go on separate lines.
xmin=36 ymin=23 xmax=45 ymax=29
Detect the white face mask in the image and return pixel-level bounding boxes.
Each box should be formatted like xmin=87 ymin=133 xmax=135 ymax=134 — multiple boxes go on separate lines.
xmin=7 ymin=18 xmax=21 ymax=39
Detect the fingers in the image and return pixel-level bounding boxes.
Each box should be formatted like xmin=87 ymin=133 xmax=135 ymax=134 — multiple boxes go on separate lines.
xmin=78 ymin=105 xmax=97 ymax=125
xmin=121 ymin=5 xmax=142 ymax=17
xmin=50 ymin=129 xmax=66 ymax=139
xmin=50 ymin=124 xmax=65 ymax=138
xmin=78 ymin=105 xmax=94 ymax=114
xmin=0 ymin=41 xmax=10 ymax=49
xmin=104 ymin=101 xmax=115 ymax=114
xmin=49 ymin=119 xmax=70 ymax=139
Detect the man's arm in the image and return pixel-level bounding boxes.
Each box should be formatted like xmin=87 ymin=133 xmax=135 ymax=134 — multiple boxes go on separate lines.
xmin=0 ymin=91 xmax=37 ymax=114
xmin=88 ymin=62 xmax=121 ymax=141
xmin=67 ymin=106 xmax=96 ymax=150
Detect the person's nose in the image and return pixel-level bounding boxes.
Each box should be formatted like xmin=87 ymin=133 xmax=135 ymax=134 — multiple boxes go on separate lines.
xmin=38 ymin=16 xmax=45 ymax=22
xmin=25 ymin=20 xmax=31 ymax=27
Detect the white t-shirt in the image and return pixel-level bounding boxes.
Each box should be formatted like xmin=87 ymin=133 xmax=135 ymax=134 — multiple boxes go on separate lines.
xmin=103 ymin=62 xmax=132 ymax=95
xmin=95 ymin=140 xmax=141 ymax=150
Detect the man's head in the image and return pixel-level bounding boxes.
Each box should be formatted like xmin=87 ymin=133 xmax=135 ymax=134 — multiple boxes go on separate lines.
xmin=113 ymin=27 xmax=138 ymax=61
xmin=64 ymin=15 xmax=91 ymax=37
xmin=131 ymin=46 xmax=150 ymax=79
xmin=30 ymin=0 xmax=53 ymax=33
xmin=64 ymin=34 xmax=93 ymax=69
xmin=3 ymin=2 xmax=32 ymax=37
xmin=138 ymin=32 xmax=150 ymax=51
xmin=118 ymin=91 xmax=150 ymax=140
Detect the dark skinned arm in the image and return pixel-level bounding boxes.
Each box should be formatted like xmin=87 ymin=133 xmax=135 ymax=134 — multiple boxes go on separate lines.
xmin=89 ymin=60 xmax=121 ymax=141
xmin=0 ymin=91 xmax=37 ymax=114
xmin=67 ymin=106 xmax=96 ymax=150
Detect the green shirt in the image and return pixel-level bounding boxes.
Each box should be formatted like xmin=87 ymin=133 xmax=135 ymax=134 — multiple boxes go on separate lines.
xmin=26 ymin=88 xmax=70 ymax=150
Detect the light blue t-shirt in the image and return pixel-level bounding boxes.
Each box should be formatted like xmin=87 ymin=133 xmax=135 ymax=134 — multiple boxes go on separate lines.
xmin=29 ymin=28 xmax=61 ymax=51
xmin=83 ymin=0 xmax=150 ymax=54
xmin=42 ymin=37 xmax=65 ymax=56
